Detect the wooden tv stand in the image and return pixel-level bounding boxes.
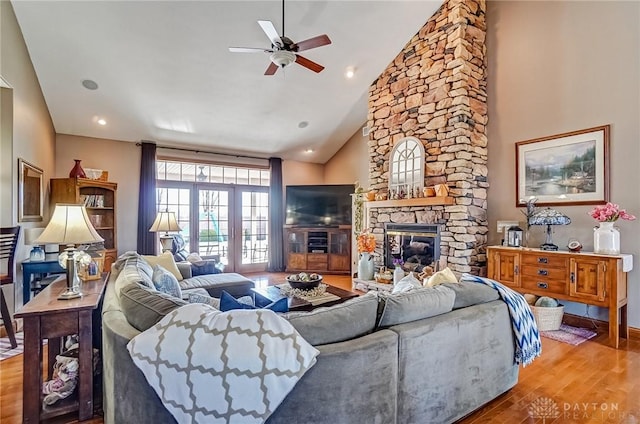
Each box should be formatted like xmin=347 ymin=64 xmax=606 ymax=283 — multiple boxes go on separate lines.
xmin=284 ymin=226 xmax=351 ymax=274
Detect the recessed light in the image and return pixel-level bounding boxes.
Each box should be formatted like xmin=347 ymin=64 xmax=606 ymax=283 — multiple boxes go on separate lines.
xmin=82 ymin=79 xmax=99 ymax=90
xmin=345 ymin=67 xmax=355 ymax=79
xmin=298 ymin=121 xmax=309 ymax=129
xmin=97 ymin=118 xmax=107 ymax=126
xmin=305 ymin=148 xmax=314 ymax=153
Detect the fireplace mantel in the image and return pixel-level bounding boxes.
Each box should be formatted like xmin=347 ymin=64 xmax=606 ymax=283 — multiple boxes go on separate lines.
xmin=365 ymin=197 xmax=454 ymax=209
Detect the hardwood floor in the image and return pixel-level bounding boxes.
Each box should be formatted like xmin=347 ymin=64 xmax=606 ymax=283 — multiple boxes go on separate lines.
xmin=1 ymin=273 xmax=638 ymax=423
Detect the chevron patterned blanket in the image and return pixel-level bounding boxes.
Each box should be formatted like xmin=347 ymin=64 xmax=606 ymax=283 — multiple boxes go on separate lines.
xmin=127 ymin=303 xmax=319 ymax=423
xmin=461 ymin=274 xmax=542 ymax=367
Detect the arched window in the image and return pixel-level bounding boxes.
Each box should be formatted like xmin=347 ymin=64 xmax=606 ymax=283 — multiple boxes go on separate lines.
xmin=389 ymin=137 xmax=425 ymax=196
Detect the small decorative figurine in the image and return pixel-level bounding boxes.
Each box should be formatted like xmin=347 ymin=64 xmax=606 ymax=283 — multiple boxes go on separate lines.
xmin=567 ymin=239 xmax=583 ymax=252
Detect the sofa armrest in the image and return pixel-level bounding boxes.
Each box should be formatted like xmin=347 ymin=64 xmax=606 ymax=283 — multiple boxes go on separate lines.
xmin=176 ymin=262 xmax=192 ymax=279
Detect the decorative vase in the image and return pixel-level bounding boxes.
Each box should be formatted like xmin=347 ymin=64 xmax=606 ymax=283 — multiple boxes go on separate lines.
xmin=393 ymin=266 xmax=404 ymax=285
xmin=357 ymin=252 xmax=375 ymax=280
xmin=593 ymin=222 xmax=620 ymax=254
xmin=69 ymin=159 xmax=86 ymax=178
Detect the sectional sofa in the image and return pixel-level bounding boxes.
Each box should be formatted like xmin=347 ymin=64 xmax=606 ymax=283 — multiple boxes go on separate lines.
xmin=101 ymin=254 xmax=519 ymax=423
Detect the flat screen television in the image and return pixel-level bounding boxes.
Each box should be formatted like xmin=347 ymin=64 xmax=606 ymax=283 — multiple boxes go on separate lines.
xmin=285 ymin=184 xmax=354 ymax=227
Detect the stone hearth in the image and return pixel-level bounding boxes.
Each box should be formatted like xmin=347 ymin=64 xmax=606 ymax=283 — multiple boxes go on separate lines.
xmin=366 ymin=0 xmax=488 ymax=275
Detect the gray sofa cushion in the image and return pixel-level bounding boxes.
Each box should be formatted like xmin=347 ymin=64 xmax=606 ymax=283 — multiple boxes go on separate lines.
xmin=120 ymin=282 xmax=187 ymax=332
xmin=283 ymin=293 xmax=378 ymax=346
xmin=179 ymin=272 xmax=255 ymax=298
xmin=377 ymin=285 xmax=455 ymax=327
xmin=442 ymin=281 xmax=500 ymax=309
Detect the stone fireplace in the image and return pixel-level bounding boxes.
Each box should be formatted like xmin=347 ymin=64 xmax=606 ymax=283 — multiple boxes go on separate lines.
xmin=384 ymin=223 xmax=440 ymax=273
xmin=366 ymin=0 xmax=488 ymax=275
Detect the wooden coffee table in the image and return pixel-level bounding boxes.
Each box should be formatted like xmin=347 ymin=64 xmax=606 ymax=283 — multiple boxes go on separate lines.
xmin=252 ymin=284 xmax=358 ymax=312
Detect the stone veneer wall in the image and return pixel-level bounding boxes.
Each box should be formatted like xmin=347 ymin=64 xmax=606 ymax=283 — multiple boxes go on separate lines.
xmin=366 ymin=0 xmax=488 ymax=274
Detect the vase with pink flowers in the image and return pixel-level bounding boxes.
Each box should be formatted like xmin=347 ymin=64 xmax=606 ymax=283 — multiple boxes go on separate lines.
xmin=589 ymin=202 xmax=636 ymax=254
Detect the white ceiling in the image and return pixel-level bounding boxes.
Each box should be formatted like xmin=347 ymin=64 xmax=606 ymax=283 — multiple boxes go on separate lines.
xmin=11 ymin=1 xmax=442 ymax=163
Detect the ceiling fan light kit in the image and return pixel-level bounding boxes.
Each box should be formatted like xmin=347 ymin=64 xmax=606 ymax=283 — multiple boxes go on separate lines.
xmin=270 ymin=50 xmax=296 ymax=68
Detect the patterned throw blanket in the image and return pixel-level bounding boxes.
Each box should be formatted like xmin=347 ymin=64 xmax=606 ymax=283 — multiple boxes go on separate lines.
xmin=127 ymin=304 xmax=319 ymax=423
xmin=461 ymin=274 xmax=542 ymax=367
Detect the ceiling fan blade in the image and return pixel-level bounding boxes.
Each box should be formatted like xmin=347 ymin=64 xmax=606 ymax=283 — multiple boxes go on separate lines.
xmin=293 ymin=34 xmax=332 ymax=52
xmin=295 ymin=55 xmax=325 ymax=73
xmin=229 ymin=47 xmax=272 ymax=53
xmin=258 ymin=20 xmax=282 ymax=48
xmin=264 ymin=62 xmax=279 ymax=76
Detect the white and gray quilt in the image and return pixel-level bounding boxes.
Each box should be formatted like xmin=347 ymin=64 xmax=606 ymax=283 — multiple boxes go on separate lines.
xmin=127 ymin=303 xmax=319 ymax=423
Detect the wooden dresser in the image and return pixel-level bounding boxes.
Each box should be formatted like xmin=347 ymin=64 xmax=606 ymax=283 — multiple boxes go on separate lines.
xmin=487 ymin=246 xmax=633 ymax=348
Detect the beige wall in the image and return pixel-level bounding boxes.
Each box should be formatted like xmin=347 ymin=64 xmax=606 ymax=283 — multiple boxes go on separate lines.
xmin=282 ymin=159 xmax=324 ymax=187
xmin=486 ymin=1 xmax=640 ymax=325
xmin=55 ymin=134 xmax=141 ymax=253
xmin=323 ymin=126 xmax=369 ymax=187
xmin=1 ymin=1 xmax=56 ymax=312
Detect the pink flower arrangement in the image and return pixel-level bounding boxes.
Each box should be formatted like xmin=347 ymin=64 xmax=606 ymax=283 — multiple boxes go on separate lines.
xmin=589 ymin=202 xmax=636 ymax=222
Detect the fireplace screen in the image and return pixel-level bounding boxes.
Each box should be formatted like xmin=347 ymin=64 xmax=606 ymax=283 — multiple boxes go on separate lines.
xmin=384 ymin=223 xmax=440 ymax=273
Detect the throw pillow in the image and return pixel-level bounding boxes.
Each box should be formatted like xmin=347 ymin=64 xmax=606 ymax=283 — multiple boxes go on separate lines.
xmin=187 ymin=292 xmax=221 ymax=310
xmin=152 ymin=265 xmax=182 ymax=299
xmin=392 ymin=272 xmax=423 ymax=294
xmin=425 ymin=267 xmax=458 ymax=287
xmin=142 ymin=252 xmax=183 ymax=281
xmin=120 ymin=282 xmax=188 ymax=332
xmin=186 ymin=253 xmax=203 ymax=262
xmin=114 ymin=256 xmax=155 ymax=299
xmin=190 ymin=260 xmax=222 ymax=276
xmin=219 ymin=291 xmax=288 ymax=313
xmin=377 ymin=285 xmax=455 ymax=327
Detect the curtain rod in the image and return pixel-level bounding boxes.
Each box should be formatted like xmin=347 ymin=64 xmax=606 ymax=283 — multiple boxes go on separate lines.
xmin=136 ymin=142 xmax=270 ymax=161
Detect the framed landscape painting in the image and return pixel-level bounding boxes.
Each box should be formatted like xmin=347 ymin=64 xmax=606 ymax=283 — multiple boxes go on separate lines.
xmin=515 ymin=125 xmax=609 ymax=207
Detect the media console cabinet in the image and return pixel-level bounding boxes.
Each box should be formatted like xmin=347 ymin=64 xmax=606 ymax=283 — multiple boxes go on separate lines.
xmin=284 ymin=226 xmax=351 ymax=274
xmin=487 ymin=246 xmax=633 ymax=348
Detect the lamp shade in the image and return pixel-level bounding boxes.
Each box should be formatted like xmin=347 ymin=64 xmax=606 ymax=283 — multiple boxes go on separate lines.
xmin=149 ymin=211 xmax=182 ymax=233
xmin=35 ymin=203 xmax=104 ymax=245
xmin=529 ymin=208 xmax=571 ymax=226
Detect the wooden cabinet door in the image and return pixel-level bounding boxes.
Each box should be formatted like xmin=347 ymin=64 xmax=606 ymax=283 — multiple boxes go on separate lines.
xmin=570 ymin=258 xmax=606 ymax=302
xmin=328 ymin=230 xmax=350 ymax=272
xmin=285 ymin=230 xmax=307 ymax=271
xmin=488 ymin=250 xmax=520 ymax=288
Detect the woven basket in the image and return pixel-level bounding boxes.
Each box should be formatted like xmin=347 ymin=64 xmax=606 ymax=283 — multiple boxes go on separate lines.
xmin=530 ymin=305 xmax=564 ymax=331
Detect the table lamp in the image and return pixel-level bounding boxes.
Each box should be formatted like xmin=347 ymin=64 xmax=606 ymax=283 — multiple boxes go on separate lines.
xmin=35 ymin=203 xmax=104 ymax=299
xmin=529 ymin=208 xmax=571 ymax=251
xmin=149 ymin=211 xmax=182 ymax=253
xmin=24 ymin=227 xmax=46 ymax=261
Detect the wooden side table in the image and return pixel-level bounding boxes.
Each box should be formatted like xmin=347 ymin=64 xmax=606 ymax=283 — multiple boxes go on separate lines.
xmin=15 ymin=273 xmax=108 ymax=423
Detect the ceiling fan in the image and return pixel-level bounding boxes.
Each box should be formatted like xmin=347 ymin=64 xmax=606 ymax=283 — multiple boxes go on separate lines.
xmin=229 ymin=0 xmax=332 ymax=75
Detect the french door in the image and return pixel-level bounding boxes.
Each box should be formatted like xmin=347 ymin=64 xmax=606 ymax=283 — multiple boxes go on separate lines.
xmin=157 ymin=183 xmax=269 ymax=273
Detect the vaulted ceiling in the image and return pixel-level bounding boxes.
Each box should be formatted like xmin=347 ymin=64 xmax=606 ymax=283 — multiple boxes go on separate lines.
xmin=12 ymin=1 xmax=443 ymax=163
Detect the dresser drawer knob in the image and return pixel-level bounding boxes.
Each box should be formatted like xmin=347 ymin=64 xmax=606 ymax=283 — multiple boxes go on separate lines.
xmin=537 ymin=282 xmax=548 ymax=289
xmin=537 ymin=257 xmax=548 ymax=264
xmin=537 ymin=269 xmax=548 ymax=276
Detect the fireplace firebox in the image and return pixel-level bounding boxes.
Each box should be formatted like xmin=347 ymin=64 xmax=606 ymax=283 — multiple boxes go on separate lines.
xmin=384 ymin=223 xmax=441 ymax=273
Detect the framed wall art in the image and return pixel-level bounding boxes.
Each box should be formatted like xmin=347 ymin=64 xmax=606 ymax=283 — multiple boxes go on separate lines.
xmin=516 ymin=125 xmax=609 ymax=207
xmin=18 ymin=158 xmax=44 ymax=222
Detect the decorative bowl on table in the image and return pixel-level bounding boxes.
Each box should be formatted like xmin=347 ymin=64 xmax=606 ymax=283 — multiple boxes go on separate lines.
xmin=286 ymin=272 xmax=323 ymax=290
